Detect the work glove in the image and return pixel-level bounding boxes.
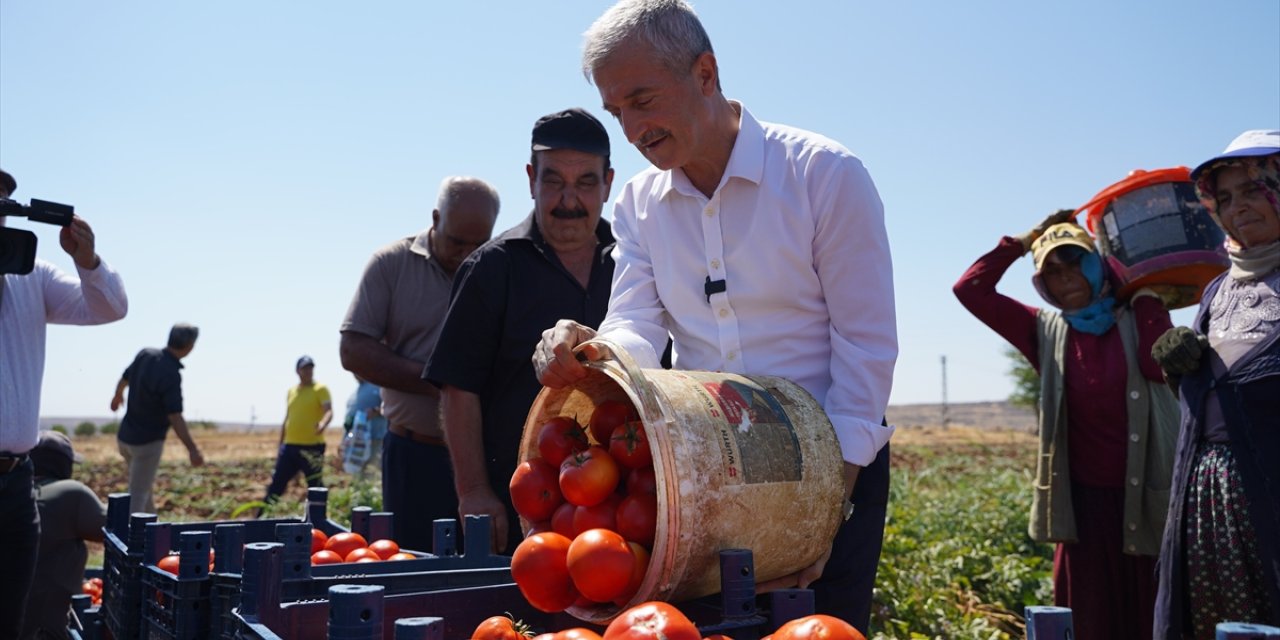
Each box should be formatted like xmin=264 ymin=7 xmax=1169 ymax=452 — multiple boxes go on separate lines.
xmin=1151 ymin=326 xmax=1209 ymax=378
xmin=1015 ymin=209 xmax=1077 ymax=253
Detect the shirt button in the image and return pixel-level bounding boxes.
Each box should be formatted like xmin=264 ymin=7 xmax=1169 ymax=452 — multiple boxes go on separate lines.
xmin=711 ymin=259 xmax=721 ymax=269
xmin=1129 ymin=391 xmax=1140 ymax=400
xmin=718 ymin=308 xmax=729 ymax=318
xmin=1127 ymin=544 xmax=1137 ymax=552
xmin=704 ymin=206 xmax=715 ymax=217
xmin=1129 ymin=477 xmax=1140 ymax=486
xmin=1130 ymin=433 xmax=1140 ymax=443
xmin=1128 ymin=522 xmax=1138 ymax=531
xmin=727 ymin=351 xmax=737 ymax=361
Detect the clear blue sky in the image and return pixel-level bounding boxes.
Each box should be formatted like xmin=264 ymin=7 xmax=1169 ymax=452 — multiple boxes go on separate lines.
xmin=3 ymin=1 xmax=1277 ymax=425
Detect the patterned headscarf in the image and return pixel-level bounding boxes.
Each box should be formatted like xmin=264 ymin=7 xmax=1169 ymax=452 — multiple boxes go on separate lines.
xmin=1193 ymin=153 xmax=1280 ymax=247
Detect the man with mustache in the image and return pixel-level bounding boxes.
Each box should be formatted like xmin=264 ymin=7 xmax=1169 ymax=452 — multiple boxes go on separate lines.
xmin=426 ymin=108 xmax=615 ymax=554
xmin=533 ymin=0 xmax=896 ymax=630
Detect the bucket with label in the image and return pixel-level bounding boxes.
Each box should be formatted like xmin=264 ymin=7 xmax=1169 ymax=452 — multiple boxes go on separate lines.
xmin=1080 ymin=167 xmax=1228 ymax=308
xmin=517 ymin=340 xmax=844 ymax=622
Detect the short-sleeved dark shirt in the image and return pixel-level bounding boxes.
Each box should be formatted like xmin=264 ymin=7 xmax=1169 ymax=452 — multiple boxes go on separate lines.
xmin=426 ymin=212 xmax=615 ymax=488
xmin=117 ymin=348 xmax=184 ymax=445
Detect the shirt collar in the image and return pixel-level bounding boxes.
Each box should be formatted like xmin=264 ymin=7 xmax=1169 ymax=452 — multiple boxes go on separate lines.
xmin=659 ymin=101 xmax=764 ymax=201
xmin=507 ymin=210 xmax=615 ymax=248
xmin=409 ymin=228 xmax=434 ymax=259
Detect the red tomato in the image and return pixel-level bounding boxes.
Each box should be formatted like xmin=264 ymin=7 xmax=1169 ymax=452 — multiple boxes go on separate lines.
xmin=608 ymin=422 xmax=652 ymax=469
xmin=704 ymin=636 xmax=736 ymax=640
xmin=567 ymin=528 xmax=634 ymax=603
xmin=537 ymin=416 xmax=589 ymax=466
xmin=551 ymin=501 xmax=578 ymax=538
xmin=625 ymin=466 xmax=658 ymax=496
xmin=344 ymin=547 xmax=381 ymax=563
xmin=511 ymin=532 xmax=578 ymax=613
xmin=324 ymin=532 xmax=368 ymax=559
xmin=560 ymin=446 xmax=620 ymax=507
xmin=387 ymin=552 xmax=417 ymax=561
xmin=772 ymin=615 xmax=865 ymax=640
xmin=615 ymin=493 xmax=657 ymax=547
xmin=573 ymin=494 xmax=621 ymax=536
xmin=157 ymin=554 xmax=180 ymax=576
xmin=532 ymin=635 xmax=556 ymax=640
xmin=603 ymin=601 xmax=700 ymax=640
xmin=367 ymin=539 xmax=400 ymax=560
xmin=588 ymin=400 xmax=634 ymax=445
xmin=311 ymin=549 xmax=343 ymax=565
xmin=613 ymin=542 xmax=650 ymax=606
xmin=511 ymin=457 xmax=565 ymax=521
xmin=554 ymin=630 xmax=604 ymax=640
xmin=311 ymin=527 xmax=328 ymax=554
xmin=472 ymin=615 xmax=529 ymax=640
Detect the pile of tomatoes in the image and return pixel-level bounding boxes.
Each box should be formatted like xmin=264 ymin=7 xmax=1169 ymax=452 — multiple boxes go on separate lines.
xmin=80 ymin=576 xmax=104 ymax=606
xmin=471 ymin=605 xmax=867 ymax=640
xmin=309 ymin=529 xmax=415 ymax=564
xmin=510 ymin=399 xmax=657 ymax=611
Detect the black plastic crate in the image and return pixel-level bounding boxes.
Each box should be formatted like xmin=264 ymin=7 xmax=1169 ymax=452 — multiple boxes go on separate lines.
xmin=68 ymin=593 xmax=103 ymax=640
xmin=100 ymin=488 xmax=345 ymax=640
xmin=141 ymin=530 xmax=215 ymax=640
xmin=232 ymin=545 xmax=815 ymax=640
xmin=211 ymin=517 xmax=511 ymax=640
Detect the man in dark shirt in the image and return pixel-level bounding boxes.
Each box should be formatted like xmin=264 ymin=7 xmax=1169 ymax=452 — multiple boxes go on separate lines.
xmin=426 ymin=108 xmax=615 ymax=554
xmin=110 ymin=323 xmax=204 ymax=514
xmin=20 ymin=430 xmax=106 ymax=640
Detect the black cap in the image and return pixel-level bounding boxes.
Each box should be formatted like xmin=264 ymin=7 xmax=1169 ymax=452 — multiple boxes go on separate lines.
xmin=531 ymin=108 xmax=610 ymax=159
xmin=296 ymin=355 xmax=315 ymax=370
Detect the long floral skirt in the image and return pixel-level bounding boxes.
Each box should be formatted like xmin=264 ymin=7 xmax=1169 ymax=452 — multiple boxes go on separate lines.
xmin=1183 ymin=443 xmax=1271 ymax=639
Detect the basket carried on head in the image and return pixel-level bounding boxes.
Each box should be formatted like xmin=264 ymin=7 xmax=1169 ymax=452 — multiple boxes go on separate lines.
xmin=1079 ymin=167 xmax=1228 ymax=309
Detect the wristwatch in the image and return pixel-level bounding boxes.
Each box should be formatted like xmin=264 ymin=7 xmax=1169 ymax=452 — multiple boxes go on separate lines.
xmin=843 ymin=499 xmax=855 ymax=522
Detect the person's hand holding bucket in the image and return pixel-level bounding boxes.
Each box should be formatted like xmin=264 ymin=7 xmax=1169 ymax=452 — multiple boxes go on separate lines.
xmin=534 ymin=319 xmax=612 ymax=388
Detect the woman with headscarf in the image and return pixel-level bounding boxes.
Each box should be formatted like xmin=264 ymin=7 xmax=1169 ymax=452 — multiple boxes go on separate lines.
xmin=954 ymin=210 xmax=1179 ymax=640
xmin=1151 ymin=130 xmax=1280 ymax=639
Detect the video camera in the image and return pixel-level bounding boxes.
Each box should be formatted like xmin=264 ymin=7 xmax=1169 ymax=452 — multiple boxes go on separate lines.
xmin=0 ymin=198 xmax=75 ymax=275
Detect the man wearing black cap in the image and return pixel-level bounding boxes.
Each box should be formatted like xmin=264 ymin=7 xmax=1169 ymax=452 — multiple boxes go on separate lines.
xmin=262 ymin=356 xmax=333 ymax=508
xmin=20 ymin=430 xmax=107 ymax=640
xmin=426 ymin=107 xmax=615 ymax=553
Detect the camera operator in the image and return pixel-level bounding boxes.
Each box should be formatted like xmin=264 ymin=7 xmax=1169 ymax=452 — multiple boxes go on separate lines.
xmin=0 ymin=167 xmax=128 ymax=637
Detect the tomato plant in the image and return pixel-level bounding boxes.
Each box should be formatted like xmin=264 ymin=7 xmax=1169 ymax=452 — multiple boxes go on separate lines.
xmin=615 ymin=493 xmax=657 ymax=547
xmin=567 ymin=528 xmax=635 ymax=603
xmin=472 ymin=614 xmax=532 ymax=640
xmin=511 ymin=457 xmax=565 ymax=521
xmin=573 ymin=493 xmax=621 ymax=535
xmin=609 ymin=422 xmax=652 ymax=469
xmin=538 ymin=416 xmax=589 ymax=466
xmin=324 ymin=531 xmax=368 ymax=559
xmin=511 ymin=532 xmax=578 ymax=613
xmin=772 ymin=615 xmax=865 ymax=640
xmin=588 ymin=400 xmax=634 ymax=445
xmin=311 ymin=527 xmax=328 ymax=554
xmin=603 ymin=601 xmax=700 ymax=640
xmin=368 ymin=538 xmax=400 ymax=559
xmin=560 ymin=446 xmax=620 ymax=507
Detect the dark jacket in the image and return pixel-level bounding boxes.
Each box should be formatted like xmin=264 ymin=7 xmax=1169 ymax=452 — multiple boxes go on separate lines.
xmin=1154 ymin=272 xmax=1280 ymax=639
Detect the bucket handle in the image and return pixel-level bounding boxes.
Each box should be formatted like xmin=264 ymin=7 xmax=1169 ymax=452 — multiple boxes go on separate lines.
xmin=577 ymin=338 xmax=670 ymax=430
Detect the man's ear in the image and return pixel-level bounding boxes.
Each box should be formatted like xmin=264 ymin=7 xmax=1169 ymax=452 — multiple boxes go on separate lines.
xmin=692 ymin=51 xmax=719 ymax=96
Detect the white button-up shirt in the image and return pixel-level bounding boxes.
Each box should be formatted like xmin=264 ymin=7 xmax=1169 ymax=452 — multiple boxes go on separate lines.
xmin=599 ymin=104 xmax=897 ymax=466
xmin=1 ymin=259 xmax=128 ymax=453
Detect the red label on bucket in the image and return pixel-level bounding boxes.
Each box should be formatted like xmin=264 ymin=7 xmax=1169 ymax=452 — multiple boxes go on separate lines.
xmin=699 ymin=379 xmax=802 ymax=485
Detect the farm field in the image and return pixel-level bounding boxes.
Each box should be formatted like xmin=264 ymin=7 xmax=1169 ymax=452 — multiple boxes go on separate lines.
xmin=67 ymin=421 xmax=1050 ymax=640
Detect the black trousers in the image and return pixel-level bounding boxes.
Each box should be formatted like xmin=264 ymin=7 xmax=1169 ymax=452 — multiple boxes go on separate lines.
xmin=0 ymin=458 xmax=40 ymax=638
xmin=381 ymin=431 xmax=459 ymax=553
xmin=810 ymin=441 xmax=891 ymax=634
xmin=264 ymin=443 xmax=326 ymax=503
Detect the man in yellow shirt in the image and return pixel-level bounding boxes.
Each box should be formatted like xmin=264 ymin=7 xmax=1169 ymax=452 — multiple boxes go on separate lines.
xmin=264 ymin=355 xmax=332 ymax=506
